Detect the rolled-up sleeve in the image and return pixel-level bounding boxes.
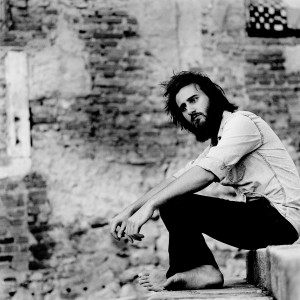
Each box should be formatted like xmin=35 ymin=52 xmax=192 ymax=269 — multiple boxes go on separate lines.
xmin=196 ymin=114 xmax=263 ymax=181
xmin=173 ymin=146 xmax=211 ymax=178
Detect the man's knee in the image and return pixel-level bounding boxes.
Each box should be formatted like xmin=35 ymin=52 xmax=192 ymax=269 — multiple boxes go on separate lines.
xmin=159 ymin=194 xmax=192 ymax=225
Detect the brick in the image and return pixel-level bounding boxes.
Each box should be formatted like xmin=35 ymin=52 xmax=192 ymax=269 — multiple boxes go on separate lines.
xmin=113 ymin=11 xmax=128 ymax=17
xmin=15 ymin=236 xmax=29 ymax=244
xmin=9 ymin=219 xmax=24 ymax=226
xmin=100 ymin=40 xmax=118 ymax=47
xmin=28 ymin=206 xmax=40 ymax=214
xmin=287 ymin=98 xmax=300 ymax=123
xmin=93 ymin=32 xmax=123 ymax=39
xmin=5 ymin=181 xmax=21 ymax=191
xmin=0 ymin=261 xmax=10 ymax=269
xmin=94 ymin=77 xmax=125 ymax=88
xmin=19 ymin=245 xmax=29 ymax=252
xmin=29 ymin=224 xmax=50 ymax=234
xmin=2 ymin=197 xmax=25 ymax=209
xmin=7 ymin=209 xmax=26 ymax=218
xmin=93 ymin=64 xmax=118 ymax=71
xmin=0 ymin=238 xmax=14 ymax=244
xmin=11 ymin=258 xmax=28 ymax=271
xmin=107 ymin=50 xmax=125 ymax=60
xmin=99 ymin=17 xmax=122 ymax=24
xmin=83 ymin=17 xmax=102 ymax=24
xmin=23 ymin=173 xmax=47 ymax=188
xmin=104 ymin=71 xmax=116 ymax=78
xmin=31 ymin=115 xmax=57 ymax=124
xmin=274 ymin=79 xmax=286 ymax=85
xmin=268 ymin=245 xmax=300 ymax=300
xmin=11 ymin=0 xmax=27 ymax=8
xmin=0 ymin=228 xmax=7 ymax=236
xmin=127 ymin=17 xmax=138 ymax=25
xmin=3 ymin=245 xmax=18 ymax=253
xmin=286 ymin=74 xmax=300 ymax=85
xmin=28 ymin=190 xmax=47 ymax=205
xmin=124 ymin=29 xmax=137 ymax=37
xmin=0 ymin=255 xmax=13 ymax=262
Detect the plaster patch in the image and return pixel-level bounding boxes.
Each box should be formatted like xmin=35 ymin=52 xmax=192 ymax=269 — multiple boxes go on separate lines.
xmin=284 ymin=45 xmax=300 ymax=73
xmin=29 ymin=17 xmax=91 ymax=100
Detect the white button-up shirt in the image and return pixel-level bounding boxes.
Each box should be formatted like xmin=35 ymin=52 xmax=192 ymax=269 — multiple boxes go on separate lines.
xmin=173 ymin=110 xmax=300 ymax=236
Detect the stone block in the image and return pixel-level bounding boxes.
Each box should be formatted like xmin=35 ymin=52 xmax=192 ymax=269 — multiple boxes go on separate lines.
xmin=267 ymin=245 xmax=300 ymax=300
xmin=246 ymin=249 xmax=271 ymax=291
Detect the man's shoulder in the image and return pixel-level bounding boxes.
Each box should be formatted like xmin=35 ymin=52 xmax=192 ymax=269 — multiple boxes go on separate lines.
xmin=232 ymin=110 xmax=258 ymax=119
xmin=223 ymin=110 xmax=261 ymax=129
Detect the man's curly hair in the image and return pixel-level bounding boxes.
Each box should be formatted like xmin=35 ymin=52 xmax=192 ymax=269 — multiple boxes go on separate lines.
xmin=161 ymin=71 xmax=238 ymax=132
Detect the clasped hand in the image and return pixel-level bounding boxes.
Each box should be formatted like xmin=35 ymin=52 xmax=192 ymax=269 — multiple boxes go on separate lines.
xmin=110 ymin=203 xmax=155 ymax=243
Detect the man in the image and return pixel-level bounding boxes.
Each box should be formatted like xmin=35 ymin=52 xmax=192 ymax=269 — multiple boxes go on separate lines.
xmin=110 ymin=71 xmax=300 ymax=291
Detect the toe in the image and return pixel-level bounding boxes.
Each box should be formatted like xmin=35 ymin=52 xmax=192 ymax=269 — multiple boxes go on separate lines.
xmin=149 ymin=286 xmax=163 ymax=292
xmin=139 ymin=275 xmax=149 ymax=281
xmin=138 ymin=279 xmax=149 ymax=284
xmin=141 ymin=282 xmax=152 ymax=287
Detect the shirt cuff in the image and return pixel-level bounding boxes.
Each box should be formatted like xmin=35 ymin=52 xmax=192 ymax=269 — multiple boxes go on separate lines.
xmin=196 ymin=157 xmax=229 ymax=181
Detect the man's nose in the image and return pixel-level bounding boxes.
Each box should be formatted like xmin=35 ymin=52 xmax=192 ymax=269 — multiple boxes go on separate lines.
xmin=187 ymin=106 xmax=195 ymax=115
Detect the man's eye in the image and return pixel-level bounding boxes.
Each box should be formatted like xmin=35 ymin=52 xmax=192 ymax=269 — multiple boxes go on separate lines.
xmin=180 ymin=106 xmax=186 ymax=112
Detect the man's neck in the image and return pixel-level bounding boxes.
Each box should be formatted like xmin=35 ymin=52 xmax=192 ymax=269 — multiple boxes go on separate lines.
xmin=211 ymin=110 xmax=232 ymax=146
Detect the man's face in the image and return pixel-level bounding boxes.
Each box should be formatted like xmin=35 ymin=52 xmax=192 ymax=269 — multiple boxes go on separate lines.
xmin=175 ymin=84 xmax=210 ymax=129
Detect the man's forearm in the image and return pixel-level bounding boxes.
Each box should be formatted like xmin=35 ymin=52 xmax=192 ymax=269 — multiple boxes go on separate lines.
xmin=126 ymin=176 xmax=176 ymax=214
xmin=147 ymin=166 xmax=216 ymax=209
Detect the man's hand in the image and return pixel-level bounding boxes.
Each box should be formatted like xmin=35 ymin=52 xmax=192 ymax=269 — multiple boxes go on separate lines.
xmin=110 ymin=207 xmax=146 ymax=243
xmin=110 ymin=209 xmax=133 ymax=242
xmin=124 ymin=203 xmax=154 ymax=241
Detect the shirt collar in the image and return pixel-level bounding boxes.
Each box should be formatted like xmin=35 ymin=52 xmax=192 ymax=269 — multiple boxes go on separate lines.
xmin=217 ymin=110 xmax=233 ymax=140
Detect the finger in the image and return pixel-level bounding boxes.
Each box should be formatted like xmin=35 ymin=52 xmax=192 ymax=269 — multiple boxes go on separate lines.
xmin=110 ymin=222 xmax=119 ymax=240
xmin=127 ymin=222 xmax=137 ymax=237
xmin=117 ymin=222 xmax=127 ymax=239
xmin=138 ymin=279 xmax=149 ymax=284
xmin=118 ymin=230 xmax=133 ymax=243
xmin=139 ymin=276 xmax=149 ymax=282
xmin=127 ymin=234 xmax=134 ymax=243
xmin=124 ymin=232 xmax=133 ymax=243
xmin=125 ymin=221 xmax=134 ymax=236
xmin=132 ymin=234 xmax=143 ymax=241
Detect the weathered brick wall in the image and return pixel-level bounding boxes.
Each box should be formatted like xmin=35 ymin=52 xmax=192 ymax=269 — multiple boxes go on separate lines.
xmin=0 ymin=0 xmax=299 ymax=299
xmin=245 ymin=39 xmax=300 ymax=169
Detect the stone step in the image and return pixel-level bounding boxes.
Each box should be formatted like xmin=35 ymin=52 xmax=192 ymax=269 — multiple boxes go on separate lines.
xmin=247 ymin=244 xmax=300 ymax=300
xmin=145 ymin=280 xmax=273 ymax=300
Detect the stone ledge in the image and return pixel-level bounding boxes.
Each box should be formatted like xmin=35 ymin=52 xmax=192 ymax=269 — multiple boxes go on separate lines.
xmin=247 ymin=244 xmax=300 ymax=300
xmin=145 ymin=280 xmax=272 ymax=300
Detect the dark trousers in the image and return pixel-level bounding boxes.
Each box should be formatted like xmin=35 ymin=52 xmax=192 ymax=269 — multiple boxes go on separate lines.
xmin=159 ymin=194 xmax=298 ymax=278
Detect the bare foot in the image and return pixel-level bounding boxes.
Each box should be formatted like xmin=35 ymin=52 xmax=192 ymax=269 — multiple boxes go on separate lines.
xmin=138 ymin=269 xmax=167 ymax=291
xmin=138 ymin=265 xmax=223 ymax=291
xmin=163 ymin=265 xmax=224 ymax=290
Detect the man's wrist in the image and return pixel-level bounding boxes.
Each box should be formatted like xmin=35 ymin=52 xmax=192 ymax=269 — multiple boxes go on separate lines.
xmin=146 ymin=198 xmax=158 ymax=211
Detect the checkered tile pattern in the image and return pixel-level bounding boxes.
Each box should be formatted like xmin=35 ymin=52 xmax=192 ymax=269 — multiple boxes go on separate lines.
xmin=246 ymin=0 xmax=288 ymax=35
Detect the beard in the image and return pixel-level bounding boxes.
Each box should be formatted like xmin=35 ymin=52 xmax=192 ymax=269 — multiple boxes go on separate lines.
xmin=189 ymin=102 xmax=224 ymax=144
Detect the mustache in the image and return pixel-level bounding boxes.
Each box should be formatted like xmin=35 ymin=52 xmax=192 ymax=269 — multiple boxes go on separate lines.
xmin=191 ymin=112 xmax=206 ymax=123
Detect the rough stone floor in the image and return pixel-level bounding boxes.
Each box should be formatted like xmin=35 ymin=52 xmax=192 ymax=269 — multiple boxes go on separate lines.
xmin=143 ymin=279 xmax=273 ymax=300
